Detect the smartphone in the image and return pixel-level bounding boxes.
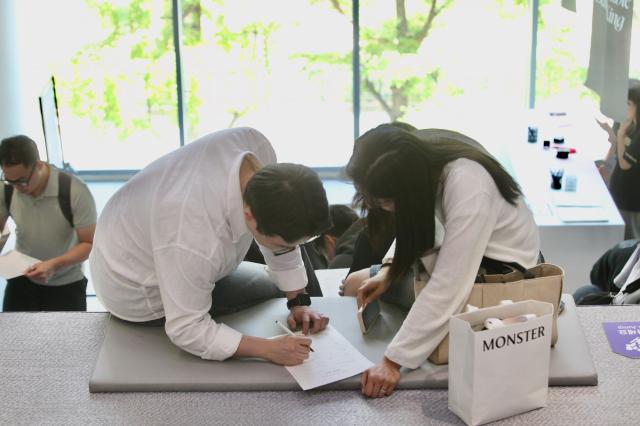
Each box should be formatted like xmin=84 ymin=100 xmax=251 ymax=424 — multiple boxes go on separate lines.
xmin=358 ymin=299 xmax=381 ymax=334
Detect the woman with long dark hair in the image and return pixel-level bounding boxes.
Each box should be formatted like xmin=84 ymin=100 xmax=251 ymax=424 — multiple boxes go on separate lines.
xmin=609 ymin=85 xmax=640 ymax=239
xmin=345 ymin=124 xmax=540 ymax=398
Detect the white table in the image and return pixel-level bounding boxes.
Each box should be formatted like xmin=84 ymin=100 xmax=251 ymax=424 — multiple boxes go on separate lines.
xmin=502 ymin=116 xmax=624 ymax=294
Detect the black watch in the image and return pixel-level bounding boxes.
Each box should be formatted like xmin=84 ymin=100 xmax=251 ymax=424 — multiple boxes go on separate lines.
xmin=287 ymin=293 xmax=311 ymax=310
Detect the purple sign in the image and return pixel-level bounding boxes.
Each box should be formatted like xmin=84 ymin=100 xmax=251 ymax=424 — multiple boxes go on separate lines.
xmin=603 ymin=322 xmax=640 ymax=359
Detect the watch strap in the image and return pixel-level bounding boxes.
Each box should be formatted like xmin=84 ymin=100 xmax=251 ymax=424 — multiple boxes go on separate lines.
xmin=287 ymin=293 xmax=311 ymax=309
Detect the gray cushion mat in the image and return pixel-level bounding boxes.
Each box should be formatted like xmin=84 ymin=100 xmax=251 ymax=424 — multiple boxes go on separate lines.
xmin=90 ymin=294 xmax=596 ymax=392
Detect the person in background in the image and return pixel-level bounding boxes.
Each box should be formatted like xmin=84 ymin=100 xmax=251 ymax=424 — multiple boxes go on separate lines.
xmin=343 ymin=124 xmax=540 ymax=398
xmin=304 ymin=204 xmax=359 ymax=269
xmin=596 ymin=79 xmax=640 ymax=186
xmin=608 ymin=85 xmax=640 ymax=240
xmin=573 ymin=239 xmax=639 ymax=305
xmin=0 ymin=135 xmax=97 ymax=311
xmin=90 ymin=127 xmax=331 ymax=366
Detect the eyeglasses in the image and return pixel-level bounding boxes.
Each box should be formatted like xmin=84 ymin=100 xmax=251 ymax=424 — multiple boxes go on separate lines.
xmin=272 ymin=235 xmax=321 ymax=257
xmin=1 ymin=164 xmax=36 ymax=187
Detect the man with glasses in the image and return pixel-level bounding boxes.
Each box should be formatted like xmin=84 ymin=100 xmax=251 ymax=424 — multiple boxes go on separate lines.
xmin=0 ymin=135 xmax=97 ymax=311
xmin=90 ymin=127 xmax=331 ymax=366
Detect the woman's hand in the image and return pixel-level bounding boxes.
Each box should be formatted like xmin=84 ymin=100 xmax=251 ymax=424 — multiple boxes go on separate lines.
xmin=356 ymin=267 xmax=391 ymax=309
xmin=618 ymin=117 xmax=634 ymax=139
xmin=596 ymin=118 xmax=615 ymax=144
xmin=361 ymin=357 xmax=401 ymax=398
xmin=339 ymin=268 xmax=370 ymax=297
xmin=616 ymin=118 xmax=634 ymax=170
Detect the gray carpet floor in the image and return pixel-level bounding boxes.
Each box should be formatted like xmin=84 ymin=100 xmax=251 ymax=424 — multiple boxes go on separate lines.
xmin=0 ymin=304 xmax=638 ymax=425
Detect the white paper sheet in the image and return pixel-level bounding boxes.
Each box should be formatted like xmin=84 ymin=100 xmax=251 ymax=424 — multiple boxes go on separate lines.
xmin=550 ymin=188 xmax=603 ymax=208
xmin=555 ymin=206 xmax=610 ymax=223
xmin=0 ymin=250 xmax=41 ymax=279
xmin=284 ymin=325 xmax=374 ymax=390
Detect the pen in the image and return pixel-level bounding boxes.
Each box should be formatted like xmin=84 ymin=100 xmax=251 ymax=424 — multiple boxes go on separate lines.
xmin=274 ymin=320 xmax=314 ymax=352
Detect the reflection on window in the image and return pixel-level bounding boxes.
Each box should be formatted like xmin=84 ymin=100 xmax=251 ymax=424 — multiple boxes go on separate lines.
xmin=535 ymin=2 xmax=597 ymax=111
xmin=49 ymin=0 xmax=180 ymax=170
xmin=181 ymin=0 xmax=353 ymax=167
xmin=536 ymin=2 xmax=640 ymax=109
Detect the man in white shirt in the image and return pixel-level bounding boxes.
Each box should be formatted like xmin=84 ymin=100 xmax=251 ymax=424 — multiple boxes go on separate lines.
xmin=90 ymin=128 xmax=331 ymax=366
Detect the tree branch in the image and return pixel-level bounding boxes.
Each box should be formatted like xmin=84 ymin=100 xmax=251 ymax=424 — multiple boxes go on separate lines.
xmin=390 ymin=82 xmax=409 ymax=120
xmin=329 ymin=0 xmax=345 ymax=16
xmin=364 ymin=78 xmax=392 ymax=118
xmin=228 ymin=111 xmax=241 ymax=129
xmin=396 ymin=0 xmax=408 ymax=37
xmin=415 ymin=0 xmax=442 ymax=44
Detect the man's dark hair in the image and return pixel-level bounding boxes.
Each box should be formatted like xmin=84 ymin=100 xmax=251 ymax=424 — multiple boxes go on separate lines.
xmin=244 ymin=163 xmax=331 ymax=243
xmin=0 ymin=135 xmax=40 ymax=167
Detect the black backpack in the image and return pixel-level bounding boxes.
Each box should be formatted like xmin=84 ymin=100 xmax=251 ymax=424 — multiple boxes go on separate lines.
xmin=577 ymin=240 xmax=640 ymax=305
xmin=4 ymin=171 xmax=74 ymax=228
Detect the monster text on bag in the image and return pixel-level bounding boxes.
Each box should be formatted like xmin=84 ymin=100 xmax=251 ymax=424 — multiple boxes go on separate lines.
xmin=482 ymin=326 xmax=546 ymax=352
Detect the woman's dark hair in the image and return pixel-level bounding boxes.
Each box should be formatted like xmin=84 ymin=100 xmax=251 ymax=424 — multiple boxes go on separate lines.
xmin=346 ymin=124 xmax=522 ymax=283
xmin=628 ymin=85 xmax=640 ymax=138
xmin=388 ymin=121 xmax=418 ymax=132
xmin=0 ymin=135 xmax=40 ymax=167
xmin=244 ymin=163 xmax=331 ymax=243
xmin=349 ymin=122 xmax=414 ymax=251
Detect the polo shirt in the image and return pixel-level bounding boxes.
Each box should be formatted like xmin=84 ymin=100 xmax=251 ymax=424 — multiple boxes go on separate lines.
xmin=0 ymin=165 xmax=97 ymax=286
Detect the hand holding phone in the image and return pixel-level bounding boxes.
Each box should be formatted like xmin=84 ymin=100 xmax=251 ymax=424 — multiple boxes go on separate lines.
xmin=358 ymin=299 xmax=381 ymax=334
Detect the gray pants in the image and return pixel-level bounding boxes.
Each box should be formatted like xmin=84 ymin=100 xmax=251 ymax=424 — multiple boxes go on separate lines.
xmin=133 ymin=262 xmax=284 ymax=326
xmin=210 ymin=261 xmax=284 ymax=317
xmin=369 ymin=264 xmax=416 ymax=312
xmin=211 ymin=244 xmax=324 ymax=316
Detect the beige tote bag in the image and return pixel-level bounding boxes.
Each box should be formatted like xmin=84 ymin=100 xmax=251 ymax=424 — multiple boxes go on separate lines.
xmin=415 ymin=263 xmax=564 ymax=365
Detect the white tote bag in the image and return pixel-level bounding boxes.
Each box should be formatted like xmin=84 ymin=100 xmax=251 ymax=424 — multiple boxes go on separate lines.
xmin=448 ymin=300 xmax=553 ymax=426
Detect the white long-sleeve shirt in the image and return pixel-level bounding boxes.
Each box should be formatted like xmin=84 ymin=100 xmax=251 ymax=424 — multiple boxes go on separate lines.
xmin=385 ymin=158 xmax=540 ymax=369
xmin=90 ymin=128 xmax=308 ymax=361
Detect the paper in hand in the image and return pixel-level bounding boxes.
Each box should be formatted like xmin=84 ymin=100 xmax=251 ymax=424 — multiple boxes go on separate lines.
xmin=0 ymin=250 xmax=41 ymax=279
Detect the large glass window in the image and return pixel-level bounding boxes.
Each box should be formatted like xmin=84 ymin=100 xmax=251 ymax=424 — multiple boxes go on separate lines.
xmin=535 ymin=2 xmax=598 ymax=113
xmin=18 ymin=1 xmax=637 ymax=171
xmin=19 ymin=0 xmax=180 ymax=171
xmin=181 ymin=0 xmax=353 ymax=166
xmin=359 ymin=0 xmax=531 ymax=149
xmin=535 ymin=1 xmax=640 ymax=160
